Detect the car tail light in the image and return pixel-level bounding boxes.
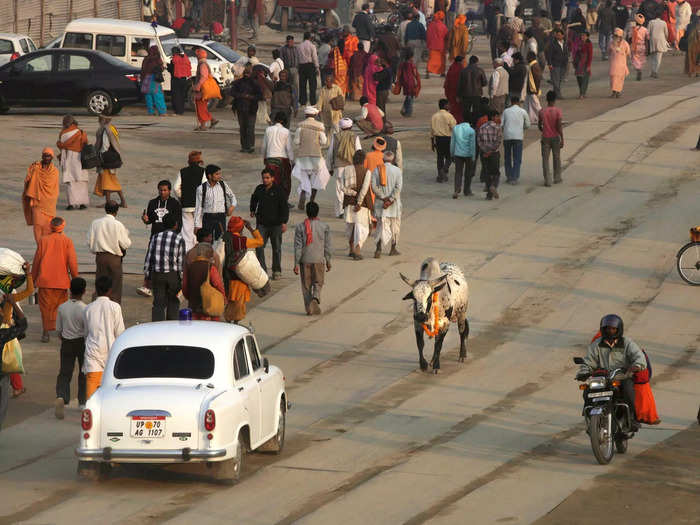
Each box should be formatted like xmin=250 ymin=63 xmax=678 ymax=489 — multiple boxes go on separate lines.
xmin=124 ymin=74 xmax=139 ymax=82
xmin=81 ymin=409 xmax=92 ymax=430
xmin=10 ymin=52 xmax=19 ymax=61
xmin=204 ymin=409 xmax=216 ymax=431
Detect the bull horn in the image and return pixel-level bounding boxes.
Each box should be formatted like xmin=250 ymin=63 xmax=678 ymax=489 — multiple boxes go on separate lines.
xmin=429 ymin=275 xmax=448 ymax=288
xmin=399 ymin=272 xmax=416 ymax=287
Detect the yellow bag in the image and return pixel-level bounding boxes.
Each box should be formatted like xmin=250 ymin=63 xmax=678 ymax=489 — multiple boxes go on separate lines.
xmin=200 ymin=263 xmax=225 ymax=317
xmin=1 ymin=324 xmax=24 ymax=374
xmin=201 ymin=76 xmax=221 ymax=101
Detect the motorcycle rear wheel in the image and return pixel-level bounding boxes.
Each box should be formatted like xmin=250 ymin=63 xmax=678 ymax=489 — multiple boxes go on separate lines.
xmin=589 ymin=413 xmax=615 ymax=465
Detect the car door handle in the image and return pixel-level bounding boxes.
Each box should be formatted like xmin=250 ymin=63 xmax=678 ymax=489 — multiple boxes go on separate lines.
xmin=238 ymin=386 xmax=244 ymax=392
xmin=256 ymin=378 xmax=262 ymax=383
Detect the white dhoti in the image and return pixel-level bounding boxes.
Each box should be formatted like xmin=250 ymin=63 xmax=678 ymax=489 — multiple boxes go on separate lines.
xmin=292 ymin=156 xmax=331 ymax=194
xmin=181 ymin=210 xmax=196 ymax=251
xmin=345 ymin=205 xmax=372 ymax=248
xmin=375 ymin=216 xmax=401 ymax=249
xmin=335 ymin=165 xmax=354 ymax=217
xmin=60 ymin=148 xmax=90 ymax=207
xmin=525 ymin=93 xmax=542 ymax=125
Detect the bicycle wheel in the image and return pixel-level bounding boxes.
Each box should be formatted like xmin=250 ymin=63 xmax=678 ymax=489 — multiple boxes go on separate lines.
xmin=677 ymin=241 xmax=700 ymax=285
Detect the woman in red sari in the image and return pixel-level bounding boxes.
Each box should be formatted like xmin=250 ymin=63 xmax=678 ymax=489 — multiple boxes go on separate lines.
xmin=444 ymin=55 xmax=465 ymax=123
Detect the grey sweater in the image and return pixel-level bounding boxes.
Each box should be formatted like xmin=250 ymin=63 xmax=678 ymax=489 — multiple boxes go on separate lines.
xmin=294 ymin=219 xmax=331 ymax=265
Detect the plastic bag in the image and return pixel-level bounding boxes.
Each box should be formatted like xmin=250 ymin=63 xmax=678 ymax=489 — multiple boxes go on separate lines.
xmin=0 ymin=248 xmax=26 ymax=294
xmin=1 ymin=325 xmax=24 ymax=374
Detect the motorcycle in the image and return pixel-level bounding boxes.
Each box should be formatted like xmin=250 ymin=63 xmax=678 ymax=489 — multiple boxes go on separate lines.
xmin=573 ymin=357 xmax=637 ymax=465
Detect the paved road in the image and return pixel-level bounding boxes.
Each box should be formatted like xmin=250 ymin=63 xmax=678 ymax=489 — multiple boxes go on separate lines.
xmin=0 ymin=35 xmax=698 ymax=524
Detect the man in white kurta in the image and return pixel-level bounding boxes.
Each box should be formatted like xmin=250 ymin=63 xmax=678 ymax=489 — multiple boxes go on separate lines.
xmin=292 ymin=106 xmax=331 ymax=209
xmin=340 ymin=150 xmax=372 ymax=260
xmin=371 ymin=150 xmax=402 ymax=258
xmin=326 ymin=117 xmax=362 ymax=218
xmin=57 ymin=118 xmax=90 ymax=209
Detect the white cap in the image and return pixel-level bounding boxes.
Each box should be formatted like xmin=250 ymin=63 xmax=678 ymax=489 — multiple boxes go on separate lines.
xmin=304 ymin=106 xmax=319 ymax=116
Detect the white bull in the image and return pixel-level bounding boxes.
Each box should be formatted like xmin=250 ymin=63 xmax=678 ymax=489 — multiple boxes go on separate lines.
xmin=400 ymin=258 xmax=470 ymax=373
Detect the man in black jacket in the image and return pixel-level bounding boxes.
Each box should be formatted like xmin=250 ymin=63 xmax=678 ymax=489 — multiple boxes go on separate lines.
xmin=231 ymin=64 xmax=263 ymax=153
xmin=250 ymin=168 xmax=289 ymax=280
xmin=504 ymin=52 xmax=527 ymax=104
xmin=457 ymin=56 xmax=488 ymax=124
xmin=545 ymin=29 xmax=569 ymax=99
xmin=353 ymin=4 xmax=375 ymax=52
xmin=0 ymin=296 xmax=28 ymax=430
xmin=174 ymin=151 xmax=206 ymax=252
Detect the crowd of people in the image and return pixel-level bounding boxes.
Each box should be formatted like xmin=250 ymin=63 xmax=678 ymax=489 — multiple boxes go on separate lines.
xmin=1 ymin=0 xmax=698 ymax=431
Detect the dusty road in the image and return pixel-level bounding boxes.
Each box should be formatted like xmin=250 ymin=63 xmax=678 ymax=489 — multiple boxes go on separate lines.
xmin=0 ymin=31 xmax=699 ymax=524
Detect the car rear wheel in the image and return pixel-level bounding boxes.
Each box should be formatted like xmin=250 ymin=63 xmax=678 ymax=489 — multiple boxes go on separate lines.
xmin=209 ymin=433 xmax=244 ymax=484
xmin=86 ymin=90 xmax=114 ymax=115
xmin=259 ymin=399 xmax=285 ymax=454
xmin=77 ymin=461 xmax=111 ymax=481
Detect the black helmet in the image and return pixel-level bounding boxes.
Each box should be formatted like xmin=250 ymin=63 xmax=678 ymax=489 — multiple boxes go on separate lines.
xmin=600 ymin=314 xmax=624 ymax=340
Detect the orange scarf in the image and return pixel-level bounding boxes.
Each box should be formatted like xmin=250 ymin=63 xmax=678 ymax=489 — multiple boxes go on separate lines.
xmin=364 ymin=150 xmax=386 ymax=186
xmin=304 ymin=217 xmax=318 ymax=245
xmin=422 ymin=292 xmax=441 ymax=337
xmin=58 ymin=125 xmax=87 ymax=152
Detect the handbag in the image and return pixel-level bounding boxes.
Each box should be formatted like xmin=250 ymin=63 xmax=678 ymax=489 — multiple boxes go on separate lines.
xmin=200 ymin=262 xmax=225 ymax=317
xmin=1 ymin=326 xmax=24 ymax=374
xmin=154 ymin=66 xmax=165 ymax=84
xmin=391 ymin=82 xmax=402 ymax=95
xmin=330 ymin=94 xmax=345 ymax=111
xmin=99 ymin=146 xmax=122 ymax=170
xmin=81 ymin=143 xmax=99 ymax=169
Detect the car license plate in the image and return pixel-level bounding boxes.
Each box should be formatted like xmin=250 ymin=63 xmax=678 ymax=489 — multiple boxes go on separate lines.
xmin=130 ymin=416 xmax=166 ymax=438
xmin=588 ymin=391 xmax=613 ymax=398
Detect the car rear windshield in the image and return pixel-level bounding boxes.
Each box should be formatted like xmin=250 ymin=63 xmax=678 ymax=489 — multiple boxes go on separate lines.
xmin=0 ymin=40 xmax=12 ymax=54
xmin=208 ymin=42 xmax=240 ymax=63
xmin=114 ymin=346 xmax=215 ymax=379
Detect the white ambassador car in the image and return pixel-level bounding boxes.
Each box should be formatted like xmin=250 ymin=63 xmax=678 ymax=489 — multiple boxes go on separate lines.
xmin=76 ymin=321 xmax=287 ymax=483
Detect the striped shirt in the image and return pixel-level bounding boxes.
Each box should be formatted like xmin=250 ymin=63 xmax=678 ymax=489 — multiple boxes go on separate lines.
xmin=194 ymin=181 xmax=237 ymax=228
xmin=144 ymin=230 xmax=186 ymax=276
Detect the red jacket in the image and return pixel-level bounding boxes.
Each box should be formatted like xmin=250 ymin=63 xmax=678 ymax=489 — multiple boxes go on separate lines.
xmin=171 ymin=54 xmax=192 ymax=79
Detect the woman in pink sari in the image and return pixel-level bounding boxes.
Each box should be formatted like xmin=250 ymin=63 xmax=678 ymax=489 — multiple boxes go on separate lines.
xmin=363 ymin=54 xmax=381 ymax=104
xmin=608 ymin=28 xmax=631 ymax=98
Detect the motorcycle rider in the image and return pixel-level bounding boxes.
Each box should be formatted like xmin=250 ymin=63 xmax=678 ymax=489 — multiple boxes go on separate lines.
xmin=576 ymin=314 xmax=646 ymax=431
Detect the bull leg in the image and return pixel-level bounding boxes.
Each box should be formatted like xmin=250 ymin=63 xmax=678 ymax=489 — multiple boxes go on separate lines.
xmin=430 ymin=330 xmax=448 ymax=374
xmin=415 ymin=327 xmax=428 ymax=371
xmin=458 ymin=316 xmax=470 ymax=363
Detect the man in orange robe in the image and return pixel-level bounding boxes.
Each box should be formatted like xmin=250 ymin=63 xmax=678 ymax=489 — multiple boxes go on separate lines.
xmin=23 ymin=148 xmax=60 ymax=244
xmin=331 ymin=46 xmax=349 ymax=94
xmin=32 ymin=217 xmax=79 ymax=343
xmin=426 ymin=10 xmax=449 ymax=77
xmin=449 ymin=14 xmax=470 ymax=60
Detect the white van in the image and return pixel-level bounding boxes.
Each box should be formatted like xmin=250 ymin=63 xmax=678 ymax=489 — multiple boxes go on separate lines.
xmin=60 ymin=18 xmax=178 ymax=91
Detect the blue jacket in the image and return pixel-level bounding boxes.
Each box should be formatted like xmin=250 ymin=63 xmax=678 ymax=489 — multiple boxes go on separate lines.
xmin=450 ymin=123 xmax=476 ymax=158
xmin=405 ymin=20 xmax=426 ymax=43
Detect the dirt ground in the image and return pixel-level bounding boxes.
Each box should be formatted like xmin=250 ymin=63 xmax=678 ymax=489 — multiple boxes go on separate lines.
xmin=0 ymin=25 xmax=698 ymax=524
xmin=536 ymin=424 xmax=700 ymax=525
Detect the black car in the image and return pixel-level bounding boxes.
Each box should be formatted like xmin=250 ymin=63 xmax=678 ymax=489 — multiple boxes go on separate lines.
xmin=0 ymin=48 xmax=141 ymax=115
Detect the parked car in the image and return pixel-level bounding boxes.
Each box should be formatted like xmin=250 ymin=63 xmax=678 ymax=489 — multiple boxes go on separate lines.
xmin=75 ymin=321 xmax=287 ymax=483
xmin=60 ymin=18 xmax=180 ymax=93
xmin=0 ymin=33 xmax=38 ymax=66
xmin=0 ymin=49 xmax=141 ymax=115
xmin=162 ymin=38 xmax=237 ymax=88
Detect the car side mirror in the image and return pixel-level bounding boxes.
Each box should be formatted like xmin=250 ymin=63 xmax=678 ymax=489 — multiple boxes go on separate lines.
xmin=263 ymin=358 xmax=269 ymax=374
xmin=573 ymin=357 xmax=585 ymax=365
